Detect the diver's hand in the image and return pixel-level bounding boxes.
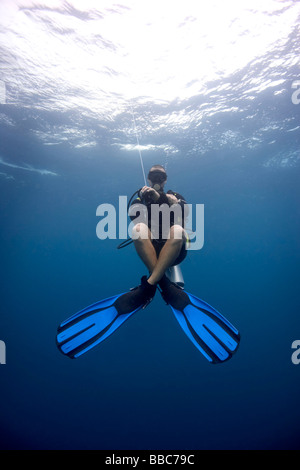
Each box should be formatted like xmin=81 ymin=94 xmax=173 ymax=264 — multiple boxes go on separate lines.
xmin=166 ymin=193 xmax=179 ymax=205
xmin=140 ymin=186 xmax=160 ymax=202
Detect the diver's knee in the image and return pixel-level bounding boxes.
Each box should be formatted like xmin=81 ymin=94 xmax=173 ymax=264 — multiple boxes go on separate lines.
xmin=132 ymin=223 xmax=150 ymax=241
xmin=169 ymin=225 xmax=185 ymax=241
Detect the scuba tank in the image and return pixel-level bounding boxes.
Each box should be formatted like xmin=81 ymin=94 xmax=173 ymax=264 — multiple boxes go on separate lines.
xmin=165 ymin=264 xmax=184 ymax=288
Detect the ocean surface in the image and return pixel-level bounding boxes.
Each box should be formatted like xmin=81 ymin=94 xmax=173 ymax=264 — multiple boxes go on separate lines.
xmin=0 ymin=0 xmax=300 ymax=450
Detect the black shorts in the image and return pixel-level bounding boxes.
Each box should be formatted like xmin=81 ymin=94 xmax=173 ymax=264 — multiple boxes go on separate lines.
xmin=152 ymin=238 xmax=187 ymax=266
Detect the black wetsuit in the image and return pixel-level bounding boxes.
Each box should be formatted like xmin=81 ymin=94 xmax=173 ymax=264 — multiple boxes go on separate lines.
xmin=129 ymin=189 xmax=188 ymax=266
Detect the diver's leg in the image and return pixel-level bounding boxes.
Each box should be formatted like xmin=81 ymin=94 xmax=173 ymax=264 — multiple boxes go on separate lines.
xmin=147 ymin=225 xmax=184 ymax=285
xmin=132 ymin=223 xmax=158 ymax=272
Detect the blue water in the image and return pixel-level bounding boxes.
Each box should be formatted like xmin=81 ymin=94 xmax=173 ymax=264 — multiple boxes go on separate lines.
xmin=0 ymin=1 xmax=300 ymax=450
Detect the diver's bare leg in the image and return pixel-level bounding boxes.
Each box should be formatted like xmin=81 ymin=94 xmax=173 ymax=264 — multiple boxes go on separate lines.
xmin=147 ymin=225 xmax=184 ymax=285
xmin=132 ymin=223 xmax=158 ymax=273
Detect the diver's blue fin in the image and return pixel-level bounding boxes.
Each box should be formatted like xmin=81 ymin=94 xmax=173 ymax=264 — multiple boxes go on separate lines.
xmin=57 ymin=277 xmax=156 ymax=359
xmin=57 ymin=294 xmax=135 ymax=358
xmin=159 ymin=278 xmax=240 ymax=364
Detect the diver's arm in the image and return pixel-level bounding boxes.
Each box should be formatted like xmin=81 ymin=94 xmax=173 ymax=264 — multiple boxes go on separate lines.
xmin=166 ymin=190 xmax=189 ymax=222
xmin=165 ymin=193 xmax=179 ymax=205
xmin=140 ymin=186 xmax=160 ymax=202
xmin=166 ymin=190 xmax=186 ymax=207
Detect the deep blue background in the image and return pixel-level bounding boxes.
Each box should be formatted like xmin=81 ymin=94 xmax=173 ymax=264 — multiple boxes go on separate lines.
xmin=0 ymin=109 xmax=300 ymax=449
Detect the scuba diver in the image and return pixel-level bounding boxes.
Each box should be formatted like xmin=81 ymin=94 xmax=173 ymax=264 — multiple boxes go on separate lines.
xmin=57 ymin=165 xmax=240 ymax=363
xmin=127 ymin=164 xmax=188 ymax=295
